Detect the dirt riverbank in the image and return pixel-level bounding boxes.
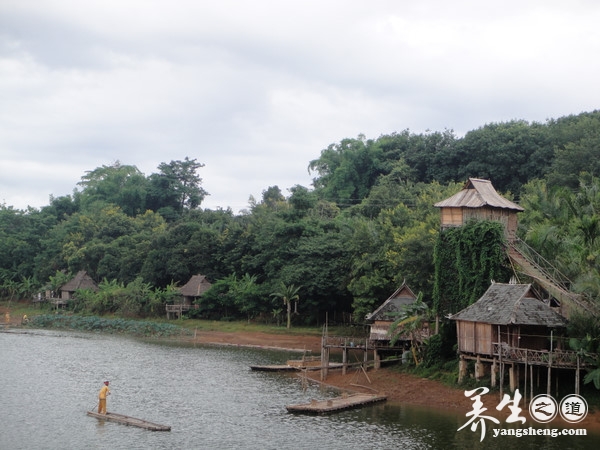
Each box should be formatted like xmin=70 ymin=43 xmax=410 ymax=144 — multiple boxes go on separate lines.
xmin=188 ymin=328 xmax=600 ymax=431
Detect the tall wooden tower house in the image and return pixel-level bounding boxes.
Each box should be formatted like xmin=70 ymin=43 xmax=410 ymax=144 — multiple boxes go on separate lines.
xmin=434 ymin=178 xmax=523 ymax=242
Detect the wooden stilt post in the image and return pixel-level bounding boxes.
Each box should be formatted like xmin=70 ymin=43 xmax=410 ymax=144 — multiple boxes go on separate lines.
xmin=500 ymin=361 xmax=504 ymax=397
xmin=499 ymin=330 xmax=504 ymax=397
xmin=576 ymin=355 xmax=580 ymax=395
xmin=342 ymin=347 xmax=348 ymax=375
xmin=547 ymin=331 xmax=553 ymax=396
xmin=321 ymin=346 xmax=329 ymax=381
xmin=530 ymin=364 xmax=533 ymax=402
xmin=524 ymin=350 xmax=528 ymax=405
xmin=509 ymin=364 xmax=516 ymax=392
xmin=458 ymin=355 xmax=467 ymax=383
xmin=321 ymin=325 xmax=328 ymax=381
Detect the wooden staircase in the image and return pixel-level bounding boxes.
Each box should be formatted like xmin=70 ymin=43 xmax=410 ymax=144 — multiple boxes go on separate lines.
xmin=507 ymin=238 xmax=599 ymax=318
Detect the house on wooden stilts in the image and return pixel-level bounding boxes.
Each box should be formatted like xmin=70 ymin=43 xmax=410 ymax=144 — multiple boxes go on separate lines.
xmin=450 ymin=282 xmax=591 ymax=397
xmin=434 ymin=178 xmax=523 ymax=242
xmin=59 ymin=271 xmax=99 ymax=300
xmin=365 ymin=281 xmax=418 ymax=342
xmin=435 ymin=177 xmax=597 ymax=319
xmin=166 ymin=274 xmax=212 ymax=319
xmin=364 ymin=282 xmax=431 ymax=368
xmin=53 ymin=270 xmax=98 ymax=308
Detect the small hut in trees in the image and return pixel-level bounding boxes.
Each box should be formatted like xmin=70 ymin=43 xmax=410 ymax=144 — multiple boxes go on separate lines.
xmin=365 ymin=282 xmax=418 ymax=343
xmin=59 ymin=271 xmax=98 ymax=300
xmin=434 ymin=178 xmax=524 ymax=241
xmin=167 ymin=274 xmax=212 ymax=319
xmin=179 ymin=274 xmax=212 ymax=306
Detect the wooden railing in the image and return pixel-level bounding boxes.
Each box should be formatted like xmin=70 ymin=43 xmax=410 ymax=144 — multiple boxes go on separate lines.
xmin=165 ymin=304 xmax=198 ymax=319
xmin=323 ymin=337 xmax=371 ymax=348
xmin=166 ymin=304 xmax=194 ymax=312
xmin=492 ymin=343 xmax=591 ymax=368
xmin=509 ymin=237 xmax=573 ymax=293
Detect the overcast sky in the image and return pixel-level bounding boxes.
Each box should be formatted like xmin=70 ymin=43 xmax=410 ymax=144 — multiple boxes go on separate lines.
xmin=2 ymin=1 xmax=600 ymax=212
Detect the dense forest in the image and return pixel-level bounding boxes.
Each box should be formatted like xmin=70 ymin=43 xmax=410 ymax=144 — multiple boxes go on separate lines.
xmin=2 ymin=111 xmax=600 ymax=328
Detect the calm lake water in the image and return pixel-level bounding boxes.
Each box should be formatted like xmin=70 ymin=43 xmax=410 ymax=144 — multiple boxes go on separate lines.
xmin=1 ymin=328 xmax=598 ymax=449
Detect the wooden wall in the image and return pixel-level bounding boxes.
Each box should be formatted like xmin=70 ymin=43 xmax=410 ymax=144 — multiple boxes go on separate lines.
xmin=456 ymin=321 xmax=494 ymax=355
xmin=440 ymin=207 xmax=518 ymax=241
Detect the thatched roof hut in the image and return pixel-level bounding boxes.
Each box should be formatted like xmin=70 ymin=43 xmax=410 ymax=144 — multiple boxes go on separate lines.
xmin=59 ymin=271 xmax=98 ymax=300
xmin=179 ymin=274 xmax=212 ymax=305
xmin=365 ymin=282 xmax=418 ymax=341
xmin=434 ymin=178 xmax=523 ymax=241
xmin=451 ymin=282 xmax=567 ymax=356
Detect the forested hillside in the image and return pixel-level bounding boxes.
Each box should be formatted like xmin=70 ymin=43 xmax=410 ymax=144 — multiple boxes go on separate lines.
xmin=2 ymin=111 xmax=600 ymax=325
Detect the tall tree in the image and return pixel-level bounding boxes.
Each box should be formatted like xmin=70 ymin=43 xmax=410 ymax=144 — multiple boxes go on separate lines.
xmin=308 ymin=135 xmax=387 ymax=207
xmin=147 ymin=157 xmax=208 ymax=218
xmin=77 ymin=162 xmax=148 ymax=216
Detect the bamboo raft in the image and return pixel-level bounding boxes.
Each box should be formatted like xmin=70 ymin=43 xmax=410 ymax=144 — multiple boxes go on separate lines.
xmin=250 ymin=364 xmax=300 ymax=372
xmin=286 ymin=393 xmax=387 ymax=414
xmin=87 ymin=411 xmax=171 ymax=431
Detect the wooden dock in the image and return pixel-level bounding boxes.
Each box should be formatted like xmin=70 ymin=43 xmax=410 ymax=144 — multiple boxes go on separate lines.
xmin=87 ymin=411 xmax=171 ymax=431
xmin=250 ymin=362 xmax=343 ymax=372
xmin=286 ymin=393 xmax=387 ymax=414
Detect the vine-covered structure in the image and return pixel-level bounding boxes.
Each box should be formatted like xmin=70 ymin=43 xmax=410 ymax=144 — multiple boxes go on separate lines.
xmin=435 ymin=178 xmax=597 ymax=395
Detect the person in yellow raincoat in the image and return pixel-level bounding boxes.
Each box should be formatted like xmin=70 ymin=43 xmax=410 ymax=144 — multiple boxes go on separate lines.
xmin=98 ymin=381 xmax=110 ymax=414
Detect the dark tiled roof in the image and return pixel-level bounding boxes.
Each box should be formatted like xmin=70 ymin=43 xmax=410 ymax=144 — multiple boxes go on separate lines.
xmin=450 ymin=282 xmax=567 ymax=327
xmin=434 ymin=178 xmax=524 ymax=211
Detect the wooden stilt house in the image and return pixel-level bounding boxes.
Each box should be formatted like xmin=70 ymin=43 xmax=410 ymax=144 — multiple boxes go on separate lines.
xmin=180 ymin=274 xmax=212 ymax=306
xmin=365 ymin=282 xmax=420 ymax=343
xmin=167 ymin=274 xmax=212 ymax=319
xmin=59 ymin=271 xmax=98 ymax=300
xmin=434 ymin=178 xmax=523 ymax=241
xmin=450 ymin=282 xmax=596 ymax=395
xmin=451 ymin=282 xmax=567 ymax=357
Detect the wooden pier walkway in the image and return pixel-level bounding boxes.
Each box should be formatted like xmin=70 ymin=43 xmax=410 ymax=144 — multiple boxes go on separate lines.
xmin=286 ymin=393 xmax=387 ymax=414
xmin=87 ymin=411 xmax=171 ymax=431
xmin=250 ymin=362 xmax=343 ymax=372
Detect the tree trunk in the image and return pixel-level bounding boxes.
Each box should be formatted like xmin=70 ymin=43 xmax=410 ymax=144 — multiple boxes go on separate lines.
xmin=286 ymin=301 xmax=292 ymax=329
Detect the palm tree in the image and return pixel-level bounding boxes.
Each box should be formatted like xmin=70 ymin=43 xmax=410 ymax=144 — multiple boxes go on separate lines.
xmin=270 ymin=283 xmax=301 ymax=329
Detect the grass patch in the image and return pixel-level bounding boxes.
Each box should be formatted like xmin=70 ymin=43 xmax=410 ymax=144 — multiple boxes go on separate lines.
xmin=28 ymin=314 xmax=188 ymax=337
xmin=4 ymin=300 xmax=354 ymax=338
xmin=174 ymin=318 xmax=349 ymax=336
